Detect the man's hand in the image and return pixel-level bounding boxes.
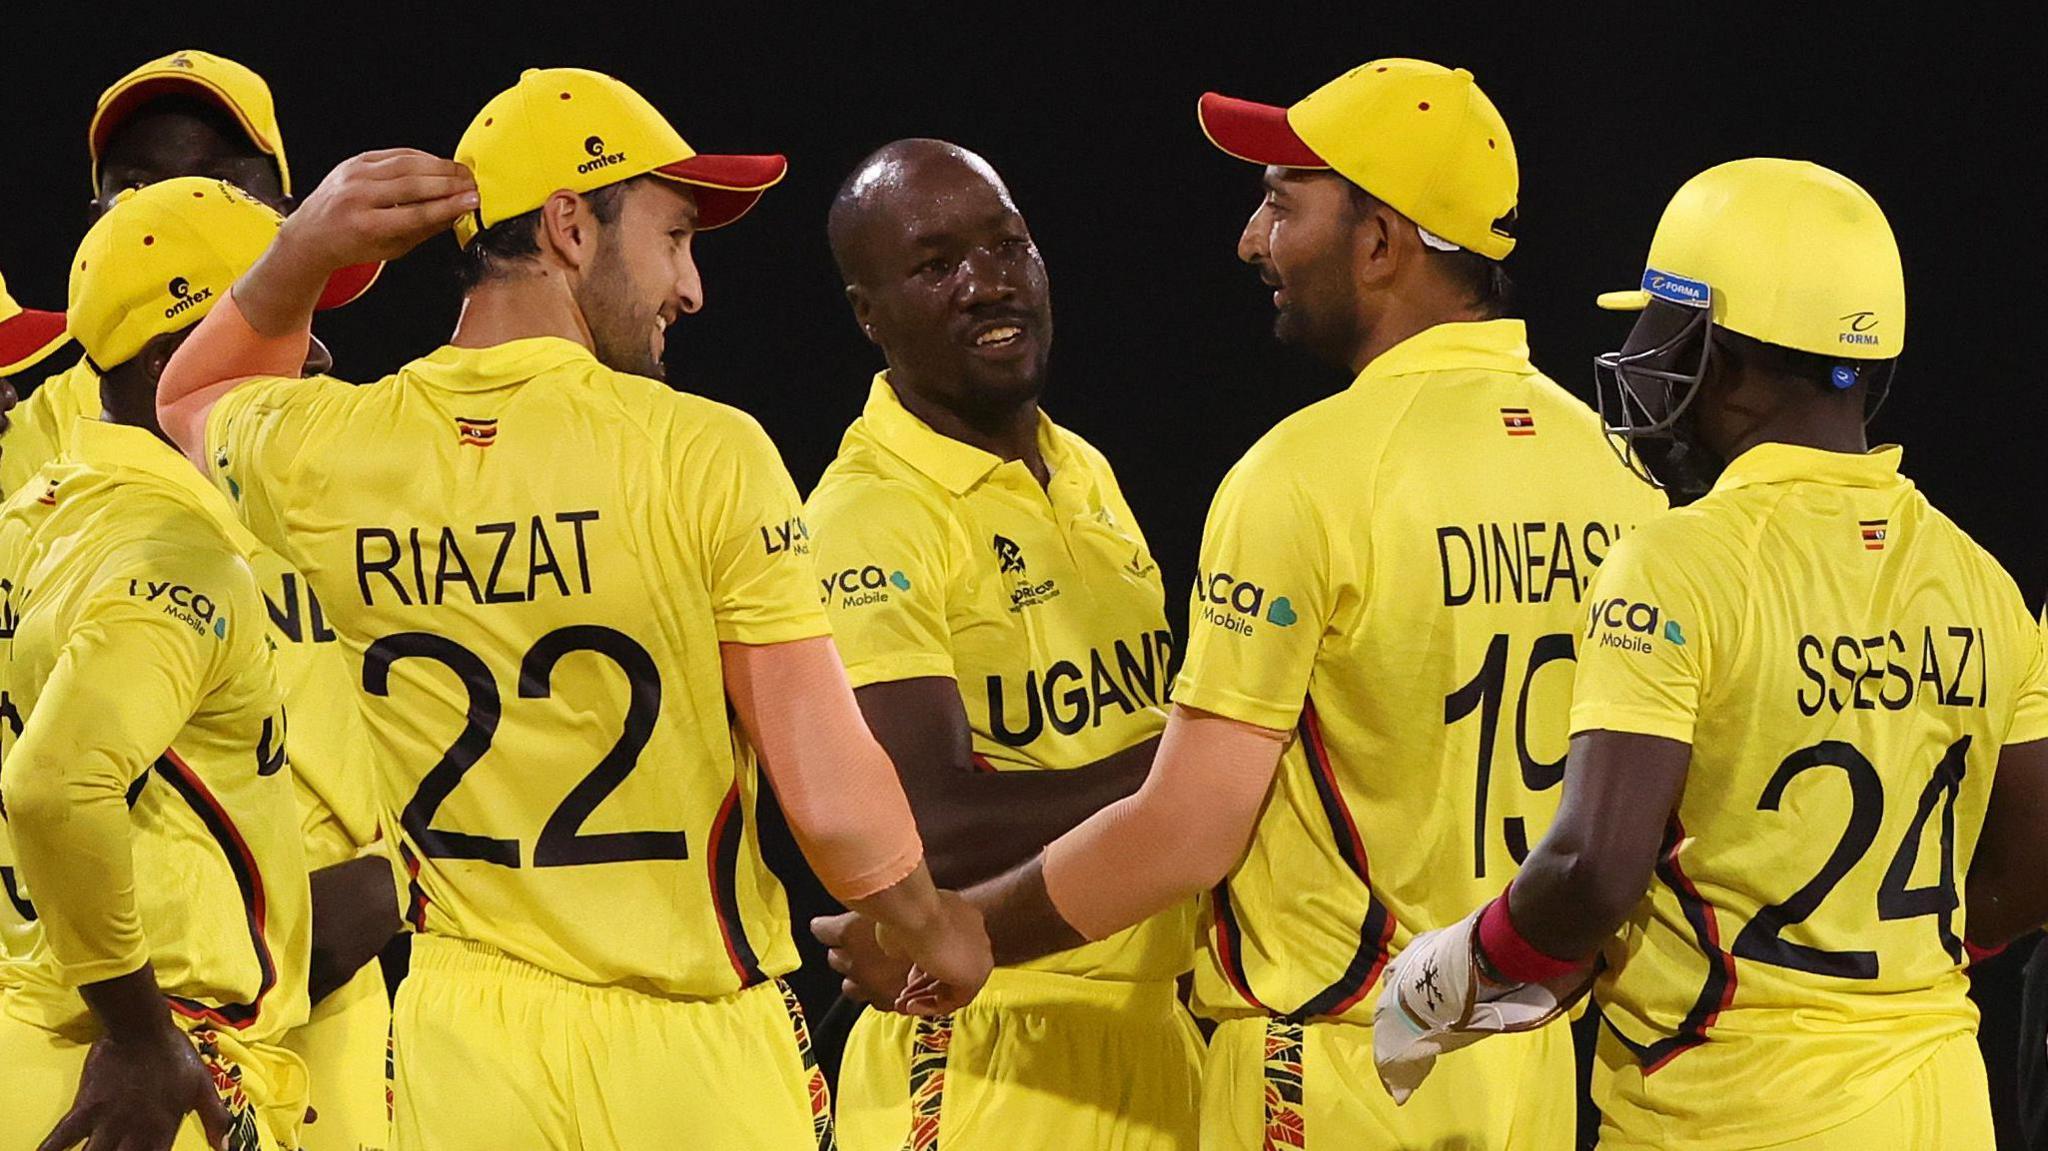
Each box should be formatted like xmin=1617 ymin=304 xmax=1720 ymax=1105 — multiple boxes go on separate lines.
xmin=813 ymin=911 xmax=912 ymax=1006
xmin=1370 ymin=906 xmax=1590 ymax=1105
xmin=38 ymin=1019 xmax=230 ymax=1151
xmin=236 ymin=149 xmax=477 ymax=338
xmin=277 ymin=149 xmax=477 ymax=271
xmin=879 ymin=890 xmax=992 ymax=1017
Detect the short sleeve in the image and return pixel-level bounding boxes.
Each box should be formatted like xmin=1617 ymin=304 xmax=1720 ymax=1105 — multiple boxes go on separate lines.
xmin=805 ymin=478 xmax=955 ymax=688
xmin=689 ymin=411 xmax=832 ymax=645
xmin=1171 ymin=451 xmax=1333 ymax=731
xmin=1568 ymin=528 xmax=1712 ymax=743
xmin=205 ymin=374 xmax=348 ymax=559
xmin=2008 ymin=607 xmax=2048 ymax=745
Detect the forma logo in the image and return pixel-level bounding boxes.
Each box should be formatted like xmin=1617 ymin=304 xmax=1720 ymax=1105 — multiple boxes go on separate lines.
xmin=163 ymin=275 xmax=214 ymax=320
xmin=1641 ymin=267 xmax=1710 ymax=308
xmin=578 ymin=135 xmax=627 ymax=175
xmin=1838 ymin=311 xmax=1881 ymax=346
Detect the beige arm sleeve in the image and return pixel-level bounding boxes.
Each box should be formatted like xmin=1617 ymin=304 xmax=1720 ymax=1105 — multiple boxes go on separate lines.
xmin=1042 ymin=706 xmax=1286 ymax=941
xmin=157 ymin=291 xmax=310 ymax=470
xmin=721 ymin=636 xmax=926 ymax=902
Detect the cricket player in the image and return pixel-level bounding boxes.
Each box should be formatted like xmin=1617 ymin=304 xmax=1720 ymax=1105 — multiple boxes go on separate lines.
xmin=1 ymin=49 xmax=292 ymax=501
xmin=1 ymin=268 xmax=69 ymax=455
xmin=808 ymin=139 xmax=1202 ymax=1150
xmin=1376 ymin=159 xmax=2048 ymax=1150
xmin=0 ymin=49 xmax=396 ymax=1151
xmin=841 ymin=60 xmax=1666 ymax=1148
xmin=0 ymin=176 xmax=380 ymax=1151
xmin=155 ymin=67 xmax=991 ymax=1150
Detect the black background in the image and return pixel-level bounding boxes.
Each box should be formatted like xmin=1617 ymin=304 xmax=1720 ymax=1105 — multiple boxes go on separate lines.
xmin=5 ymin=5 xmax=2042 ymax=1145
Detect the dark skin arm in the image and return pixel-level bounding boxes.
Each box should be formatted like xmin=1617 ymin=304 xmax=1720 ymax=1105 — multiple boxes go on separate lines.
xmin=1965 ymin=737 xmax=2048 ymax=950
xmin=854 ymin=677 xmax=1154 ymax=888
xmin=38 ymin=964 xmax=231 ymax=1151
xmin=307 ymin=855 xmax=402 ymax=1005
xmin=811 ymin=677 xmax=1151 ymax=1001
xmin=1504 ymin=731 xmax=1692 ymax=961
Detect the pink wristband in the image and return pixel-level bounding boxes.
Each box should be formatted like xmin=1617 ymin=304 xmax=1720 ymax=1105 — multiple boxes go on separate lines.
xmin=1476 ymin=889 xmax=1591 ymax=983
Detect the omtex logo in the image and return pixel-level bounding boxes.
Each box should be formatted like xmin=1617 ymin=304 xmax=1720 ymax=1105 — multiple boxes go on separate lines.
xmin=578 ymin=135 xmax=627 ymax=175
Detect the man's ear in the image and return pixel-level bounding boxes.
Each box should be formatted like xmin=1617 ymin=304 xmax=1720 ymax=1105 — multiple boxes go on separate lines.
xmin=1354 ymin=201 xmax=1402 ymax=290
xmin=538 ymin=190 xmax=598 ymax=272
xmin=846 ymin=284 xmax=880 ymax=346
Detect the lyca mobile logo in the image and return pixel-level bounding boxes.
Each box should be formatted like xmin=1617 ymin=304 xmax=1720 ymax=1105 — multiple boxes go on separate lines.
xmin=1588 ymin=596 xmax=1682 ymax=653
xmin=164 ymin=275 xmax=214 ymax=320
xmin=821 ymin=565 xmax=911 ymax=608
xmin=1196 ymin=570 xmax=1297 ymax=636
xmin=129 ymin=578 xmax=225 ymax=637
xmin=578 ymin=135 xmax=627 ymax=174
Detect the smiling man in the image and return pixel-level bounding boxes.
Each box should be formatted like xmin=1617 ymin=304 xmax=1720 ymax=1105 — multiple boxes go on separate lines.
xmin=850 ymin=60 xmax=1670 ymax=1150
xmin=808 ymin=139 xmax=1202 ymax=1151
xmin=153 ymin=68 xmax=992 ymax=1151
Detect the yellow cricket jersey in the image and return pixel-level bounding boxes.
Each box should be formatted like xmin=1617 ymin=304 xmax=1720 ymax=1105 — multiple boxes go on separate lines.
xmin=251 ymin=542 xmax=380 ymax=873
xmin=1174 ymin=320 xmax=1667 ymax=1025
xmin=0 ymin=361 xmax=100 ymax=500
xmin=806 ymin=374 xmax=1191 ymax=984
xmin=1571 ymin=443 xmax=2048 ymax=1148
xmin=205 ymin=336 xmax=829 ymax=998
xmin=0 ymin=419 xmax=310 ymax=1045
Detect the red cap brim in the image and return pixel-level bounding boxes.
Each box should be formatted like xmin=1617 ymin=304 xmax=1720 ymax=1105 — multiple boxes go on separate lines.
xmin=92 ymin=77 xmax=264 ymax=162
xmin=316 ymin=262 xmax=382 ymax=311
xmin=1197 ymin=92 xmax=1328 ymax=168
xmin=653 ymin=153 xmax=789 ymax=230
xmin=0 ymin=308 xmax=69 ymax=374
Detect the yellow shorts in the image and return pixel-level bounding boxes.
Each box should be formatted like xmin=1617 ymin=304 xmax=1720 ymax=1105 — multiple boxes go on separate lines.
xmin=284 ymin=961 xmax=391 ymax=1151
xmin=1200 ymin=1013 xmax=1574 ymax=1150
xmin=837 ymin=967 xmax=1205 ymax=1151
xmin=1596 ymin=1030 xmax=1992 ymax=1150
xmin=0 ymin=998 xmax=308 ymax=1151
xmin=390 ymin=935 xmax=832 ymax=1151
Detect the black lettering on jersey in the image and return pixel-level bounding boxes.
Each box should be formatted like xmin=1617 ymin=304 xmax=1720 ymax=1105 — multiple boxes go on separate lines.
xmin=477 ymin=522 xmax=525 ymax=604
xmin=985 ymin=634 xmax=1174 ymax=748
xmin=1797 ymin=626 xmax=1987 ymax=715
xmin=434 ymin=526 xmax=484 ymax=606
xmin=1045 ymin=660 xmax=1087 ymax=736
xmin=356 ymin=528 xmax=412 ymax=607
xmin=256 ymin=712 xmax=287 ymax=777
xmin=1089 ymin=647 xmax=1136 ymax=720
xmin=557 ymin=511 xmax=600 ymax=594
xmin=355 ymin=512 xmax=600 ymax=608
xmin=527 ymin=516 xmax=569 ymax=600
xmin=407 ymin=527 xmax=430 ymax=607
xmin=1946 ymin=626 xmax=1978 ymax=708
xmin=1437 ymin=521 xmax=1619 ymax=608
xmin=265 ymin=572 xmax=338 ymax=644
xmin=1797 ymin=635 xmax=1828 ymax=716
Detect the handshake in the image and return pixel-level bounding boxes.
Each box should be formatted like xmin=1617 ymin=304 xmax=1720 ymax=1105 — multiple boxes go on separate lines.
xmin=813 ymin=891 xmax=993 ymax=1017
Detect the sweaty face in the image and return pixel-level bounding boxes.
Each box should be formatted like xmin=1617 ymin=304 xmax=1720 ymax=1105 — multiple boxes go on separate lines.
xmin=850 ymin=156 xmax=1052 ymax=414
xmin=1238 ymin=168 xmax=1365 ymax=368
xmin=574 ymin=180 xmax=703 ymax=380
xmin=95 ymin=104 xmax=285 ymax=216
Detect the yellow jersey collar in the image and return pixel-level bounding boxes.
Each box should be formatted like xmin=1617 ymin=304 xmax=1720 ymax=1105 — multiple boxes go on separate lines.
xmin=861 ymin=372 xmax=1067 ymax=496
xmin=1713 ymin=442 xmax=1906 ymax=493
xmin=1350 ymin=318 xmax=1533 ymax=386
xmin=410 ymin=337 xmax=598 ymax=392
xmin=66 ymin=418 xmax=267 ymax=551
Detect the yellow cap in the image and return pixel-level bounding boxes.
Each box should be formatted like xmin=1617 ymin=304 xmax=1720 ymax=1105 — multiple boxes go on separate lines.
xmin=1198 ymin=58 xmax=1519 ymax=259
xmin=454 ymin=67 xmax=787 ymax=247
xmin=1596 ymin=158 xmax=1904 ymax=360
xmin=91 ymin=50 xmax=291 ymax=196
xmin=1 ymin=268 xmax=70 ymax=375
xmin=68 ymin=177 xmax=377 ymax=371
